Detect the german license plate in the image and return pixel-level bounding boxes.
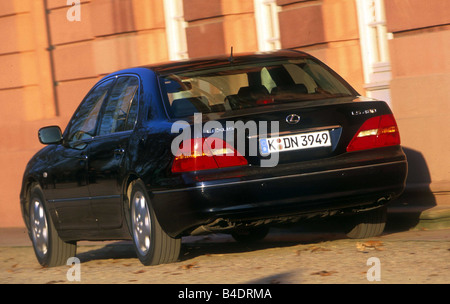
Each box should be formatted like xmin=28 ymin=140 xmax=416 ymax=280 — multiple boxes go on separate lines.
xmin=260 ymin=130 xmax=331 ymax=155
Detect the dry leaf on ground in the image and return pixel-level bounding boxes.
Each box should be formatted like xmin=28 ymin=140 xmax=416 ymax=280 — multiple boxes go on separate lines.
xmin=356 ymin=240 xmax=384 ymax=252
xmin=180 ymin=261 xmax=199 ymax=270
xmin=311 ymin=270 xmax=337 ymax=276
xmin=309 ymin=245 xmax=331 ymax=252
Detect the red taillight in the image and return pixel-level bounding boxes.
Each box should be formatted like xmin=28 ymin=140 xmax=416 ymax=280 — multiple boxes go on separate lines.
xmin=256 ymin=99 xmax=274 ymax=105
xmin=171 ymin=137 xmax=248 ymax=173
xmin=347 ymin=114 xmax=401 ymax=152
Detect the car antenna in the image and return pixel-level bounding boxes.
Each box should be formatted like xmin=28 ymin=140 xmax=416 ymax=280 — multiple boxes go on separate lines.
xmin=228 ymin=46 xmax=234 ymax=64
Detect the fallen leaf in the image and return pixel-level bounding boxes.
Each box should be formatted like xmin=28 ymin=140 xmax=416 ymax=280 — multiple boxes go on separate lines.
xmin=356 ymin=242 xmax=365 ymax=252
xmin=356 ymin=240 xmax=384 ymax=252
xmin=180 ymin=261 xmax=199 ymax=270
xmin=311 ymin=270 xmax=337 ymax=276
xmin=309 ymin=246 xmax=331 ymax=252
xmin=364 ymin=240 xmax=383 ymax=247
xmin=45 ymin=280 xmax=65 ymax=284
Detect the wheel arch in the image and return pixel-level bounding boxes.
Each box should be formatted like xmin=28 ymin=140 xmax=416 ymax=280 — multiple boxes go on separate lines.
xmin=122 ymin=173 xmax=141 ymax=234
xmin=20 ymin=177 xmax=41 ymax=231
xmin=122 ymin=176 xmax=180 ymax=238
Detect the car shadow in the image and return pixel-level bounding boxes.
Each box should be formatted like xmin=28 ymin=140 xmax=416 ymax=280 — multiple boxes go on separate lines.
xmin=76 ymin=241 xmax=137 ymax=263
xmin=75 ymin=226 xmax=348 ymax=264
xmin=179 ymin=228 xmax=347 ymax=262
xmin=75 ymin=214 xmax=418 ymax=265
xmin=385 ymin=147 xmax=437 ymax=232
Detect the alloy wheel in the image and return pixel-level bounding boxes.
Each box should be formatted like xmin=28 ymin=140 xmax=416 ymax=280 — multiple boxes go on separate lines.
xmin=30 ymin=198 xmax=49 ymax=259
xmin=131 ymin=191 xmax=152 ymax=256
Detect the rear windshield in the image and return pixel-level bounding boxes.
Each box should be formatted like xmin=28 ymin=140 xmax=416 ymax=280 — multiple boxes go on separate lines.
xmin=159 ymin=58 xmax=356 ymax=118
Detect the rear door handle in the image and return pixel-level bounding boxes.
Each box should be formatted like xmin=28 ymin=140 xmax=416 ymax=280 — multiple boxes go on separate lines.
xmin=114 ymin=148 xmax=125 ymax=155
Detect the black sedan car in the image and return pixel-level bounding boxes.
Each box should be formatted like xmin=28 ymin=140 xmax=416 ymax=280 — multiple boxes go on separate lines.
xmin=20 ymin=50 xmax=407 ymax=267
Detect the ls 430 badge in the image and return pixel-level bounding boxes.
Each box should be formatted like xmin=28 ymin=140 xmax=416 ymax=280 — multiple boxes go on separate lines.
xmin=351 ymin=109 xmax=377 ymax=116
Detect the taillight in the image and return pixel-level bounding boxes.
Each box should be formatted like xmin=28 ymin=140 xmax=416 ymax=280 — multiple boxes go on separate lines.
xmin=171 ymin=137 xmax=248 ymax=173
xmin=347 ymin=114 xmax=401 ymax=152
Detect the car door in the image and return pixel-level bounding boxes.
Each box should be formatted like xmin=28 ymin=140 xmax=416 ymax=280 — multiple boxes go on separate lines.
xmin=87 ymin=75 xmax=140 ymax=229
xmin=46 ymin=78 xmax=115 ymax=230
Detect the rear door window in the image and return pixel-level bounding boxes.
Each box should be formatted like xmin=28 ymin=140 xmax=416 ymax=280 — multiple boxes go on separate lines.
xmin=98 ymin=76 xmax=139 ymax=136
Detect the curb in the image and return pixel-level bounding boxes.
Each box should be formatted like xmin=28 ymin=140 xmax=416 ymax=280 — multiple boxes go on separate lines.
xmin=387 ymin=204 xmax=450 ymax=231
xmin=386 ymin=187 xmax=450 ymax=231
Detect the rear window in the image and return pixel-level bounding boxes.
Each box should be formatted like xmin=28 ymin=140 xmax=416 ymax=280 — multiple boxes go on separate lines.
xmin=159 ymin=58 xmax=356 ymax=118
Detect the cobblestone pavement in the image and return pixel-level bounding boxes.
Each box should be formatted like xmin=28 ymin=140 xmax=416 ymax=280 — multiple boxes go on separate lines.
xmin=0 ymin=228 xmax=449 ymax=284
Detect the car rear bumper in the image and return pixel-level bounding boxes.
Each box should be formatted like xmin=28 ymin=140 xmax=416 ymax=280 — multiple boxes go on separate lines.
xmin=151 ymin=147 xmax=407 ymax=237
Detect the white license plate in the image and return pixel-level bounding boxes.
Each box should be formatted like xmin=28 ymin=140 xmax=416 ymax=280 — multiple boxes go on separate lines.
xmin=260 ymin=130 xmax=331 ymax=155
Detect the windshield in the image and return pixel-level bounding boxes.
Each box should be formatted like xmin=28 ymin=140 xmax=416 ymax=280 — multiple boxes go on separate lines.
xmin=160 ymin=58 xmax=356 ymax=118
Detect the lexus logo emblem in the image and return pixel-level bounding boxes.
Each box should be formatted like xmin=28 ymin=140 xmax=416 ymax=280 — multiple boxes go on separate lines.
xmin=286 ymin=114 xmax=301 ymax=124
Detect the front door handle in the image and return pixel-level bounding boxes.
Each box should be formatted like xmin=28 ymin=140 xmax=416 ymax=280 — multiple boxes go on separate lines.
xmin=78 ymin=153 xmax=88 ymax=160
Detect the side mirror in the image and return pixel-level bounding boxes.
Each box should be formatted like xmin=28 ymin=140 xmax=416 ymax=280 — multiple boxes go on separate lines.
xmin=38 ymin=126 xmax=63 ymax=145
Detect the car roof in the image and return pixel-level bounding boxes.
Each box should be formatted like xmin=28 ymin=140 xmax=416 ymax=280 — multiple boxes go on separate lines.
xmin=139 ymin=49 xmax=311 ymax=76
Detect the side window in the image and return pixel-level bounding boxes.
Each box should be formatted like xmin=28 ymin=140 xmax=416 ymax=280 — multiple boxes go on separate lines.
xmin=67 ymin=79 xmax=115 ymax=144
xmin=98 ymin=76 xmax=139 ymax=136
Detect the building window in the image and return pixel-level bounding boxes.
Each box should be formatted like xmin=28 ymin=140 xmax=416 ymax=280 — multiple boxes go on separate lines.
xmin=356 ymin=0 xmax=392 ymax=104
xmin=254 ymin=0 xmax=281 ymax=51
xmin=164 ymin=0 xmax=188 ymax=60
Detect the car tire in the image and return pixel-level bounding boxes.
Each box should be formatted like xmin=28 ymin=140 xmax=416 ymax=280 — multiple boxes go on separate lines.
xmin=128 ymin=180 xmax=181 ymax=266
xmin=345 ymin=206 xmax=387 ymax=239
xmin=28 ymin=184 xmax=77 ymax=267
xmin=231 ymin=226 xmax=270 ymax=243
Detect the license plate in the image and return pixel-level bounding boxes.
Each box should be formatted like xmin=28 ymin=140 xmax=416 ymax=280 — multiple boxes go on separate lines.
xmin=260 ymin=130 xmax=331 ymax=155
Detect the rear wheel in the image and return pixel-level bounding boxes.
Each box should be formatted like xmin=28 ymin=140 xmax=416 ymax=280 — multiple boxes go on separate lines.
xmin=345 ymin=206 xmax=387 ymax=239
xmin=129 ymin=180 xmax=181 ymax=265
xmin=29 ymin=184 xmax=76 ymax=267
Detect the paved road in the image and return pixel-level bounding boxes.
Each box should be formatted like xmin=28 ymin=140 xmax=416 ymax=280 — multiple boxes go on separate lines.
xmin=0 ymin=226 xmax=449 ymax=284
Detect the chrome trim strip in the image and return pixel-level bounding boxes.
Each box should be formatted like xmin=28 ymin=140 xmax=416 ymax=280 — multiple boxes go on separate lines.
xmin=48 ymin=195 xmax=121 ymax=203
xmin=152 ymin=160 xmax=407 ymax=195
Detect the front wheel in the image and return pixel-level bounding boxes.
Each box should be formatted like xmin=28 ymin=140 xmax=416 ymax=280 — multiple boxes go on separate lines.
xmin=29 ymin=184 xmax=76 ymax=267
xmin=345 ymin=206 xmax=387 ymax=239
xmin=129 ymin=180 xmax=181 ymax=266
